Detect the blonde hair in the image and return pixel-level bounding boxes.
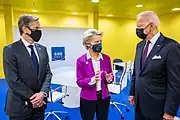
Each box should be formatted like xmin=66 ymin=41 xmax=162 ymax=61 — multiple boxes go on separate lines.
xmin=82 ymin=28 xmax=103 ymax=50
xmin=137 ymin=10 xmax=160 ymax=27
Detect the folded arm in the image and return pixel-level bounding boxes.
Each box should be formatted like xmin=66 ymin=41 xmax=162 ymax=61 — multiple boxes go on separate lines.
xmin=76 ymin=59 xmax=96 ymax=88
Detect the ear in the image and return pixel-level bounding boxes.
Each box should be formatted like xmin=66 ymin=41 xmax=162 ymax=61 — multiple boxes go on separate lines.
xmin=22 ymin=26 xmax=31 ymax=34
xmin=87 ymin=44 xmax=90 ymax=47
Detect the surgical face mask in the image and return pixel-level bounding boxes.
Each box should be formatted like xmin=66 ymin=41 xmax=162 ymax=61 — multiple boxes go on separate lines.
xmin=136 ymin=24 xmax=151 ymax=40
xmin=92 ymin=43 xmax=102 ymax=53
xmin=27 ymin=27 xmax=42 ymax=42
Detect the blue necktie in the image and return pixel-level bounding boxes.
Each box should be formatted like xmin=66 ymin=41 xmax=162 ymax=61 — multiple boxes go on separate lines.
xmin=28 ymin=45 xmax=39 ymax=74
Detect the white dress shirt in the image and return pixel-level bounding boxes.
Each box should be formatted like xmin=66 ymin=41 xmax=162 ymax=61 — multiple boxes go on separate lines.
xmin=21 ymin=37 xmax=39 ymax=62
xmin=87 ymin=51 xmax=103 ymax=91
xmin=146 ymin=32 xmax=161 ymax=57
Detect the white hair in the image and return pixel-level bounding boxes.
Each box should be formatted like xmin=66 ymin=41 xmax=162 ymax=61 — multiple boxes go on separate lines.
xmin=137 ymin=10 xmax=160 ymax=27
xmin=82 ymin=28 xmax=103 ymax=50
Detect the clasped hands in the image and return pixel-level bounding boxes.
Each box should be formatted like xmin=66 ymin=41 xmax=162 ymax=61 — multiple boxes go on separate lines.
xmin=30 ymin=92 xmax=46 ymax=108
xmin=94 ymin=71 xmax=114 ymax=83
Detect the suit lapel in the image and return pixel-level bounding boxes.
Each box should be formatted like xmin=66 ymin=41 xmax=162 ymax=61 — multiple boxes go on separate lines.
xmin=18 ymin=40 xmax=37 ymax=74
xmin=89 ymin=59 xmax=95 ymax=76
xmin=141 ymin=34 xmax=164 ymax=72
xmin=100 ymin=55 xmax=106 ymax=72
xmin=100 ymin=57 xmax=104 ymax=73
xmin=136 ymin=41 xmax=145 ymax=72
xmin=85 ymin=54 xmax=95 ymax=76
xmin=35 ymin=44 xmax=43 ymax=80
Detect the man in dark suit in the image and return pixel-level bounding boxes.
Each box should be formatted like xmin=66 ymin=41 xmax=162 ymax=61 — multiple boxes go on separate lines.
xmin=3 ymin=14 xmax=52 ymax=120
xmin=129 ymin=11 xmax=180 ymax=120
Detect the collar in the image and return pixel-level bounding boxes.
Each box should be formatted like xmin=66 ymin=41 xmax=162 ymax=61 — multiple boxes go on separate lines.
xmin=21 ymin=36 xmax=35 ymax=47
xmin=86 ymin=51 xmax=103 ymax=60
xmin=149 ymin=32 xmax=160 ymax=45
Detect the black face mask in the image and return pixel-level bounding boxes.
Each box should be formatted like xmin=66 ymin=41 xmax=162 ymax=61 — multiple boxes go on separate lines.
xmin=27 ymin=27 xmax=42 ymax=42
xmin=92 ymin=43 xmax=102 ymax=53
xmin=136 ymin=24 xmax=151 ymax=40
xmin=136 ymin=28 xmax=147 ymax=40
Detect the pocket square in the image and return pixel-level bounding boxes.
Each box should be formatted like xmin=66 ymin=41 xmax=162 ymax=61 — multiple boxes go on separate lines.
xmin=152 ymin=55 xmax=161 ymax=59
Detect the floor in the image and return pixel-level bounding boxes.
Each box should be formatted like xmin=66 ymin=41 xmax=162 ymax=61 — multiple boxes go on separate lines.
xmin=0 ymin=79 xmax=180 ymax=120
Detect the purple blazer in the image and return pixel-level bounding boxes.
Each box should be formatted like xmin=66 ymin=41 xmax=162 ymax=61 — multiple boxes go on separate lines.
xmin=76 ymin=53 xmax=112 ymax=100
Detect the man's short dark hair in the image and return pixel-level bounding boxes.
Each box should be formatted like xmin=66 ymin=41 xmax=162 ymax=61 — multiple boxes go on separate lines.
xmin=18 ymin=14 xmax=39 ymax=35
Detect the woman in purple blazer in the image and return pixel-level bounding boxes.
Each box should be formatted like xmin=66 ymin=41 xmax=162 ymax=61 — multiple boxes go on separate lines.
xmin=76 ymin=29 xmax=113 ymax=120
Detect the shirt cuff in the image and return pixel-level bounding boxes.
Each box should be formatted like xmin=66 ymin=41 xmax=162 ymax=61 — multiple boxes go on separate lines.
xmin=88 ymin=77 xmax=96 ymax=85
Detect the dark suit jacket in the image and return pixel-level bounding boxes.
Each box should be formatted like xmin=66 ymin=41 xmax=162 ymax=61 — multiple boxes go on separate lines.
xmin=3 ymin=40 xmax=52 ymax=117
xmin=130 ymin=33 xmax=180 ymax=119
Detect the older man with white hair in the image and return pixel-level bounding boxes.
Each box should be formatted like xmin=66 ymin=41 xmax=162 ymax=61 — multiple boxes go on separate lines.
xmin=129 ymin=10 xmax=180 ymax=120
